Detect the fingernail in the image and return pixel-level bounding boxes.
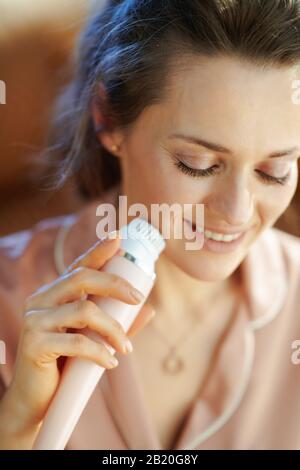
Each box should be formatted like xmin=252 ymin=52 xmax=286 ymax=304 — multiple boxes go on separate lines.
xmin=150 ymin=309 xmax=156 ymax=319
xmin=107 ymin=230 xmax=119 ymax=240
xmin=131 ymin=289 xmax=145 ymax=303
xmin=96 ymin=235 xmax=117 ymax=246
xmin=109 ymin=356 xmax=119 ymax=367
xmin=124 ymin=339 xmax=133 ymax=353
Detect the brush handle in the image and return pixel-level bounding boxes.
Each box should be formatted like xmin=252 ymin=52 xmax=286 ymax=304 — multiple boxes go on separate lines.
xmin=32 ymin=255 xmax=155 ymax=450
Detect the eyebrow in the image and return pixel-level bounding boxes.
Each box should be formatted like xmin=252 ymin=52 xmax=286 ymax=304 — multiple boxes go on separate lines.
xmin=168 ymin=133 xmax=300 ymax=159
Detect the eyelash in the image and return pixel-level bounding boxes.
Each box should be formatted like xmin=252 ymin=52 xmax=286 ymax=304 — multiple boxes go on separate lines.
xmin=174 ymin=160 xmax=291 ymax=186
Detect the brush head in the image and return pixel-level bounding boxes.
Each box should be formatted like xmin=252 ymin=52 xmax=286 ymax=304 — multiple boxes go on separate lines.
xmin=120 ymin=217 xmax=166 ymax=264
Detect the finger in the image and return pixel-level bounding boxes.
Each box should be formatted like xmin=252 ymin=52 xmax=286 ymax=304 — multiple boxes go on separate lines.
xmin=25 ymin=267 xmax=144 ymax=310
xmin=64 ymin=232 xmax=121 ymax=273
xmin=26 ymin=331 xmax=120 ymax=369
xmin=127 ymin=303 xmax=156 ymax=338
xmin=24 ymin=300 xmax=133 ymax=356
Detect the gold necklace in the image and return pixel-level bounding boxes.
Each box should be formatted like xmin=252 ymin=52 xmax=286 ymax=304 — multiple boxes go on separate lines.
xmin=148 ymin=309 xmax=205 ymax=375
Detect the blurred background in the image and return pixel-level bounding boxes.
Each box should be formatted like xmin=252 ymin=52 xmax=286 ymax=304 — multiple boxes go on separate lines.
xmin=0 ymin=0 xmax=299 ymax=237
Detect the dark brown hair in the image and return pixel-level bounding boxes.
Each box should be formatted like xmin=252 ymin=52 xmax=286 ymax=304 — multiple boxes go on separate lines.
xmin=43 ymin=0 xmax=300 ymax=203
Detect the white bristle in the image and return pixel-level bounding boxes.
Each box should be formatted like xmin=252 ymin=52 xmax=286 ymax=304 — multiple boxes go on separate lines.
xmin=123 ymin=217 xmax=166 ymax=260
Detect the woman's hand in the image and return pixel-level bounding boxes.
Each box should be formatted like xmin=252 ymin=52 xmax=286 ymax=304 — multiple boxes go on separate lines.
xmin=0 ymin=232 xmax=155 ymax=449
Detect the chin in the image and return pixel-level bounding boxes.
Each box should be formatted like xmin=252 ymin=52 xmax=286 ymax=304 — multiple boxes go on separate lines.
xmin=166 ymin=244 xmax=243 ymax=283
xmin=181 ymin=259 xmax=240 ymax=282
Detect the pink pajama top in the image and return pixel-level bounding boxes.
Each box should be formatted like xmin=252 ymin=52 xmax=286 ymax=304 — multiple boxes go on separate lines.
xmin=0 ymin=184 xmax=300 ymax=450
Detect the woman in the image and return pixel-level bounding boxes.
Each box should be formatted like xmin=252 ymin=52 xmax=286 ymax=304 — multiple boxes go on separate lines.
xmin=1 ymin=0 xmax=300 ymax=450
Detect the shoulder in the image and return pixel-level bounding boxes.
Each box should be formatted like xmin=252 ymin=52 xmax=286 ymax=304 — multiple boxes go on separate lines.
xmin=0 ymin=182 xmax=120 ymax=297
xmin=234 ymin=226 xmax=299 ymax=331
xmin=260 ymin=227 xmax=300 ymax=299
xmin=0 ymin=213 xmax=78 ymax=296
xmin=259 ymin=227 xmax=300 ymax=329
xmin=247 ymin=226 xmax=300 ymax=280
xmin=270 ymin=227 xmax=300 ymax=274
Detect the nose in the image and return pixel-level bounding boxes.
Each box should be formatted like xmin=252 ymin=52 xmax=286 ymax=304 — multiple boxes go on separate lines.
xmin=205 ymin=174 xmax=254 ymax=228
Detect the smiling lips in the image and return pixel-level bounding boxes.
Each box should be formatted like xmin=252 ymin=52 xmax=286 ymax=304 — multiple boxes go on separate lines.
xmin=184 ymin=219 xmax=245 ymax=243
xmin=182 ymin=218 xmax=249 ymax=254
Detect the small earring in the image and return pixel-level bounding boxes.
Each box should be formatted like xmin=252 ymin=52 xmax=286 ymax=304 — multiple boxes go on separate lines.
xmin=111 ymin=144 xmax=120 ymax=153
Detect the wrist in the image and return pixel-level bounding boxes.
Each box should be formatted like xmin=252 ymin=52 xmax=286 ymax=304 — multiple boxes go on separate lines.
xmin=0 ymin=385 xmax=41 ymax=439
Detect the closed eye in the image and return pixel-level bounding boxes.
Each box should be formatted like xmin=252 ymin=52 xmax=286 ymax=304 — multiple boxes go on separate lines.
xmin=174 ymin=160 xmax=291 ymax=186
xmin=254 ymin=169 xmax=291 ymax=185
xmin=175 ymin=160 xmax=219 ymax=177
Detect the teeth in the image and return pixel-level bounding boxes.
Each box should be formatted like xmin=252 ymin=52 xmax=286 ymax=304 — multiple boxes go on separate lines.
xmin=190 ymin=223 xmax=241 ymax=242
xmin=204 ymin=230 xmax=241 ymax=242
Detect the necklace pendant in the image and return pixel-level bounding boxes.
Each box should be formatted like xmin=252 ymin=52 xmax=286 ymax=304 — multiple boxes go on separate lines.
xmin=162 ymin=350 xmax=184 ymax=374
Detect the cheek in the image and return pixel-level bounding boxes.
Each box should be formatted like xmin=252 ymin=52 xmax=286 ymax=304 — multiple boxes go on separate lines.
xmin=259 ymin=169 xmax=298 ymax=221
xmin=159 ymin=158 xmax=213 ymax=202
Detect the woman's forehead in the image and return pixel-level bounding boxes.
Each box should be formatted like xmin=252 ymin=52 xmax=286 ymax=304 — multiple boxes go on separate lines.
xmin=145 ymin=57 xmax=300 ymax=151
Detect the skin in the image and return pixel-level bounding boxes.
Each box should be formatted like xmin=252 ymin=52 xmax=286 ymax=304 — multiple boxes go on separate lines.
xmin=1 ymin=55 xmax=299 ymax=450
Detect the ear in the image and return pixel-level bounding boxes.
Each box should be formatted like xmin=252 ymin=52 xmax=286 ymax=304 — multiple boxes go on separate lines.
xmin=91 ymin=83 xmax=123 ymax=157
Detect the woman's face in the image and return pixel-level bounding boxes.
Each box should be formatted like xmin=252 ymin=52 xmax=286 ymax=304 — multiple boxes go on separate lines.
xmin=100 ymin=56 xmax=300 ymax=281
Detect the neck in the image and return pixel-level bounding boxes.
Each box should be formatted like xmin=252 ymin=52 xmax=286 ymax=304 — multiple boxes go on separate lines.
xmin=147 ymin=252 xmax=240 ymax=327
